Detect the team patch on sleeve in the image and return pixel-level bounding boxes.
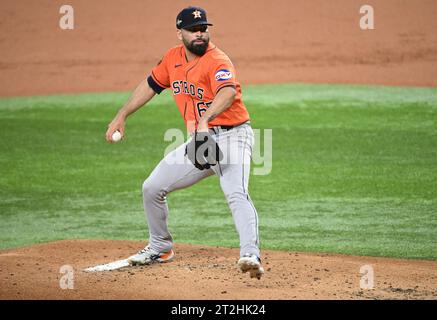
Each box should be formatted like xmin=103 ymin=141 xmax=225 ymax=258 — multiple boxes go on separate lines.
xmin=215 ymin=69 xmax=233 ymax=81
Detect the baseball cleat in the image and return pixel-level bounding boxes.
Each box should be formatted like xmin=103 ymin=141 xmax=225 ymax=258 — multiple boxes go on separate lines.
xmin=127 ymin=245 xmax=174 ymax=266
xmin=238 ymin=254 xmax=264 ymax=280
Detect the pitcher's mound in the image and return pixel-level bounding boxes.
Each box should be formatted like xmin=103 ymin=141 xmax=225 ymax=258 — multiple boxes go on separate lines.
xmin=1 ymin=240 xmax=436 ymax=299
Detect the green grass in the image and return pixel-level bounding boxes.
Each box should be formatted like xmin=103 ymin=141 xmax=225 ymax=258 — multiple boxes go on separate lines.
xmin=1 ymin=84 xmax=436 ymax=260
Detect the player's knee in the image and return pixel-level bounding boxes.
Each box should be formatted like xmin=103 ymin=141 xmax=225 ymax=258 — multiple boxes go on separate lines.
xmin=226 ymin=190 xmax=248 ymax=204
xmin=142 ymin=179 xmax=165 ymax=200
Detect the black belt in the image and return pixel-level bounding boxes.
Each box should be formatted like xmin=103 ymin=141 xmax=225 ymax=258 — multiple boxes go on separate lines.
xmin=218 ymin=125 xmax=235 ymax=130
xmin=215 ymin=121 xmax=250 ymax=131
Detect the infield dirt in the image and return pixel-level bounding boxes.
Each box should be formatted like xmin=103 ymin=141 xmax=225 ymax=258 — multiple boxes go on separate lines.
xmin=0 ymin=0 xmax=436 ymax=96
xmin=1 ymin=240 xmax=436 ymax=300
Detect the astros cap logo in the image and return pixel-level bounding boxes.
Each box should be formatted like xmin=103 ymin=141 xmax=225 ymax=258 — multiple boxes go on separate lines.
xmin=192 ymin=10 xmax=202 ymax=19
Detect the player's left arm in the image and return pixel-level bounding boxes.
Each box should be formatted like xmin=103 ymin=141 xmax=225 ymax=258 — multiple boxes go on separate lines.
xmin=197 ymin=86 xmax=236 ymax=132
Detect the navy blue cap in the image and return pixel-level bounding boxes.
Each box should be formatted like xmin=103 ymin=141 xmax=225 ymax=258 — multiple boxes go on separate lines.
xmin=176 ymin=6 xmax=213 ymax=29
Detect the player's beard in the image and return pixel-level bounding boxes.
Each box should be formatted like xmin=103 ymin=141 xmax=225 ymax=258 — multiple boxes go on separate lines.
xmin=183 ymin=37 xmax=209 ymax=56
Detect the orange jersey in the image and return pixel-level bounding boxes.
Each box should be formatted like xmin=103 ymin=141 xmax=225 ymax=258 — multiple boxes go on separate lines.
xmin=147 ymin=42 xmax=250 ymax=132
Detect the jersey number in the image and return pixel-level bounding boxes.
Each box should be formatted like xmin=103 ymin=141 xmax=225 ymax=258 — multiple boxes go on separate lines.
xmin=196 ymin=101 xmax=212 ymax=118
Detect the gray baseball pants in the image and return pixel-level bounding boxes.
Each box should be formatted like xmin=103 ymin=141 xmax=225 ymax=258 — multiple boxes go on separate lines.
xmin=142 ymin=122 xmax=260 ymax=258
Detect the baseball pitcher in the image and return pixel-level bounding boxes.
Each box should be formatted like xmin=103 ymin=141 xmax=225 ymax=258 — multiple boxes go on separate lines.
xmin=106 ymin=6 xmax=263 ymax=279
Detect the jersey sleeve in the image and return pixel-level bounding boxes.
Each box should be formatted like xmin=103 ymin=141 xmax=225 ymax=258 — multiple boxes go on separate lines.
xmin=147 ymin=51 xmax=171 ymax=94
xmin=209 ymin=59 xmax=238 ymax=96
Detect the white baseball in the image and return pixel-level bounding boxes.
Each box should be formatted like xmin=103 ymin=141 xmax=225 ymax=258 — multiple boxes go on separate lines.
xmin=111 ymin=130 xmax=122 ymax=142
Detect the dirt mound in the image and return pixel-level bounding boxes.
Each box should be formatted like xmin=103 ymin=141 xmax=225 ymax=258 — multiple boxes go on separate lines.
xmin=0 ymin=240 xmax=436 ymax=300
xmin=1 ymin=0 xmax=437 ymax=97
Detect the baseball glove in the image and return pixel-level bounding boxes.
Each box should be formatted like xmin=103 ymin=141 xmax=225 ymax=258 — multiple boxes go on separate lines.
xmin=186 ymin=131 xmax=223 ymax=170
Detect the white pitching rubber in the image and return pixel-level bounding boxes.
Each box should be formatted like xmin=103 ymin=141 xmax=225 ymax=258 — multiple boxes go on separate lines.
xmin=84 ymin=259 xmax=130 ymax=272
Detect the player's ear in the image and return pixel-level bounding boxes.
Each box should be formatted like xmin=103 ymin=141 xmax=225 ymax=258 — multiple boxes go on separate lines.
xmin=176 ymin=29 xmax=182 ymax=41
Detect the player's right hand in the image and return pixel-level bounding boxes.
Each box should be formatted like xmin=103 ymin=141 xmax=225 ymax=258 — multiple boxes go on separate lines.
xmin=106 ymin=117 xmax=125 ymax=143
